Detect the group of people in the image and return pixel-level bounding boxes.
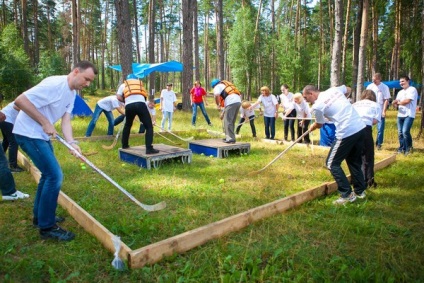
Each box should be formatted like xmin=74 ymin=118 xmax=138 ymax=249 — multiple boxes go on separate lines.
xmin=1 ymin=63 xmax=419 ymax=244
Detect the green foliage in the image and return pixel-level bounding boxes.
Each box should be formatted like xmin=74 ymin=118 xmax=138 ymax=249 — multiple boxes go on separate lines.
xmin=228 ymin=6 xmax=257 ymax=94
xmin=0 ymin=24 xmax=34 ymax=99
xmin=37 ymin=51 xmax=69 ymax=80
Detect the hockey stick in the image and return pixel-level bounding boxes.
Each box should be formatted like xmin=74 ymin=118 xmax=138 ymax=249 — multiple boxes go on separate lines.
xmin=56 ymin=135 xmax=166 ymax=212
xmin=156 ymin=131 xmax=181 ymax=145
xmin=236 ymin=116 xmax=257 ymax=128
xmin=102 ymin=118 xmax=126 ymax=150
xmin=248 ymin=129 xmax=312 ymax=176
xmin=154 ymin=124 xmax=193 ymax=141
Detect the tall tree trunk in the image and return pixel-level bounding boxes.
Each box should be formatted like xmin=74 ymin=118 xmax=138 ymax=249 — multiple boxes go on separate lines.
xmin=133 ymin=0 xmax=141 ymax=62
xmin=270 ymin=0 xmax=276 ymax=91
xmin=193 ymin=0 xmax=200 ymax=81
xmin=318 ymin=0 xmax=323 ymax=89
xmin=115 ymin=0 xmax=133 ymax=78
xmin=100 ymin=0 xmax=109 ymax=89
xmin=216 ymin=0 xmax=224 ymax=79
xmin=351 ymin=0 xmax=362 ymax=98
xmin=203 ymin=13 xmax=209 ymax=88
xmin=32 ymin=0 xmax=39 ymax=67
xmin=330 ymin=0 xmax=343 ymax=87
xmin=390 ymin=0 xmax=401 ymax=80
xmin=72 ymin=0 xmax=80 ymax=66
xmin=341 ymin=0 xmax=351 ymax=84
xmin=148 ymin=0 xmax=156 ymax=96
xmin=182 ymin=0 xmax=194 ymax=110
xmin=356 ymin=0 xmax=369 ymax=100
xmin=20 ymin=0 xmax=29 ymax=58
xmin=370 ymin=0 xmax=378 ymax=75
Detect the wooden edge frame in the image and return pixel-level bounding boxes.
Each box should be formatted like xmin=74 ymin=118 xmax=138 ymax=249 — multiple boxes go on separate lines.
xmin=129 ymin=154 xmax=397 ymax=268
xmin=18 ymin=149 xmax=396 ymax=269
xmin=17 ymin=151 xmax=132 ymax=261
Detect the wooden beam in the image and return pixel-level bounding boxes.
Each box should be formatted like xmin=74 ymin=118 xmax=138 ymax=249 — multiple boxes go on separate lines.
xmin=17 ymin=152 xmax=132 ymax=261
xmin=129 ymin=154 xmax=396 ymax=268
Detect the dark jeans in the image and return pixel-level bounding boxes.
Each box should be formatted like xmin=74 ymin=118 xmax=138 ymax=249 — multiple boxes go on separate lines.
xmin=375 ymin=116 xmax=385 ymax=146
xmin=397 ymin=116 xmax=415 ymax=152
xmin=362 ymin=126 xmax=375 ymax=186
xmin=122 ymin=102 xmax=154 ymax=149
xmin=85 ymin=104 xmax=115 ymax=137
xmin=297 ymin=120 xmax=310 ymax=143
xmin=284 ymin=110 xmax=297 ymax=141
xmin=15 ymin=135 xmax=62 ymax=229
xmin=264 ymin=116 xmax=276 ymax=139
xmin=0 ymin=144 xmax=16 ymax=196
xmin=191 ymin=102 xmax=211 ymax=125
xmin=114 ymin=114 xmax=145 ymax=133
xmin=236 ymin=115 xmax=256 ymax=137
xmin=326 ymin=129 xmax=366 ymax=198
xmin=0 ymin=121 xmax=19 ymax=167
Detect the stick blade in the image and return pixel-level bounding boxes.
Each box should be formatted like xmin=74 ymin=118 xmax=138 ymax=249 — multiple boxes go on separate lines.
xmin=141 ymin=201 xmax=167 ymax=212
xmin=102 ymin=144 xmax=115 ymax=150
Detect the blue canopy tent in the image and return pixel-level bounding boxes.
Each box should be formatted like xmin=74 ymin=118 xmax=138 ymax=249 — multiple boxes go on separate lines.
xmin=108 ymin=61 xmax=183 ymax=79
xmin=72 ymin=95 xmax=93 ymax=117
xmin=364 ymin=80 xmax=420 ymax=89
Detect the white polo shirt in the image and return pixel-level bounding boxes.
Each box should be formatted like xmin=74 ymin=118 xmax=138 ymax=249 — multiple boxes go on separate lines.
xmin=0 ymin=102 xmax=19 ymax=124
xmin=13 ymin=75 xmax=75 ymax=141
xmin=312 ymin=85 xmax=365 ymax=139
xmin=256 ymin=94 xmax=278 ymax=117
xmin=97 ymin=96 xmax=123 ymax=111
xmin=353 ymin=99 xmax=381 ymax=126
xmin=366 ymin=82 xmax=391 ymax=115
xmin=396 ymin=86 xmax=418 ymax=118
xmin=213 ymin=83 xmax=242 ymax=107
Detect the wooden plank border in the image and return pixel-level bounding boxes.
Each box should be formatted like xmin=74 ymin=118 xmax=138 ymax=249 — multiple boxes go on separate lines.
xmin=18 ymin=150 xmax=396 ymax=269
xmin=129 ymin=154 xmax=397 ymax=268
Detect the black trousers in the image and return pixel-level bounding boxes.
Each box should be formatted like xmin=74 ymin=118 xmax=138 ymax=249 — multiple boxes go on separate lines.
xmin=362 ymin=126 xmax=375 ymax=186
xmin=236 ymin=115 xmax=256 ymax=137
xmin=283 ymin=109 xmax=297 ymax=141
xmin=122 ymin=102 xmax=154 ymax=149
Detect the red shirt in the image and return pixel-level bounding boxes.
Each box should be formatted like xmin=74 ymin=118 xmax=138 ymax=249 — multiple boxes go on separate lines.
xmin=190 ymin=86 xmax=207 ymax=104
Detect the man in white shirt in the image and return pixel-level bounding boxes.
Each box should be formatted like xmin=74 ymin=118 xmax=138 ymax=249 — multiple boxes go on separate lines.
xmin=392 ymin=76 xmax=418 ymax=155
xmin=302 ymin=85 xmax=366 ymax=205
xmin=160 ymin=83 xmax=177 ymax=131
xmin=366 ymin=73 xmax=391 ymax=150
xmin=14 ymin=61 xmax=97 ymax=241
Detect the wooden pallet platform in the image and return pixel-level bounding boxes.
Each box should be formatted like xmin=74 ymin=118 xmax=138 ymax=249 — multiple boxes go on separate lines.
xmin=119 ymin=144 xmax=191 ymax=169
xmin=189 ymin=139 xmax=250 ymax=158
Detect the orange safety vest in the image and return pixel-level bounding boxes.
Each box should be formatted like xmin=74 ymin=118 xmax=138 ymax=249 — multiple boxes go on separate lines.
xmin=219 ymin=80 xmax=241 ymax=99
xmin=123 ymin=79 xmax=147 ymax=98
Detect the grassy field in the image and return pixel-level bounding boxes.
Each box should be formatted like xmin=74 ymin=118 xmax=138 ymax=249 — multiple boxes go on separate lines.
xmin=1 ymin=94 xmax=423 ymax=282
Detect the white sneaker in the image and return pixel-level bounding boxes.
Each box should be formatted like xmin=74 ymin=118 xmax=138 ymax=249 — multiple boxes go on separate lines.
xmin=2 ymin=190 xmax=30 ymax=201
xmin=333 ymin=192 xmax=356 ymax=205
xmin=355 ymin=191 xmax=366 ymax=199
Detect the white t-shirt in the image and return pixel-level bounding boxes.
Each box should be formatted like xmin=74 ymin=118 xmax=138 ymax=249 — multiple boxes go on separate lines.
xmin=353 ymin=99 xmax=381 ymax=126
xmin=0 ymin=102 xmax=19 ymax=124
xmin=13 ymin=76 xmax=75 ymax=141
xmin=256 ymin=94 xmax=278 ymax=117
xmin=279 ymin=92 xmax=295 ymax=112
xmin=116 ymin=83 xmax=146 ymax=105
xmin=240 ymin=104 xmax=259 ymax=118
xmin=312 ymin=85 xmax=365 ymax=139
xmin=294 ymin=100 xmax=312 ymax=119
xmin=366 ymin=82 xmax=391 ymax=115
xmin=160 ymin=89 xmax=177 ymax=112
xmin=97 ymin=96 xmax=123 ymax=111
xmin=213 ymin=83 xmax=242 ymax=106
xmin=396 ymin=86 xmax=418 ymax=118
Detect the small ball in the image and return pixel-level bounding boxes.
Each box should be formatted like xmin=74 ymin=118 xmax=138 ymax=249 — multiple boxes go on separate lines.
xmin=219 ymin=179 xmax=224 ymax=183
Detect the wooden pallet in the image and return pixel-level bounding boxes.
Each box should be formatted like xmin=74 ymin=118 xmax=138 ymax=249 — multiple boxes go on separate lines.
xmin=189 ymin=139 xmax=250 ymax=158
xmin=119 ymin=144 xmax=192 ymax=169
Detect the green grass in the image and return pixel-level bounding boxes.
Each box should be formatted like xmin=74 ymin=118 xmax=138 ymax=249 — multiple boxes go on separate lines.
xmin=1 ymin=95 xmax=423 ymax=282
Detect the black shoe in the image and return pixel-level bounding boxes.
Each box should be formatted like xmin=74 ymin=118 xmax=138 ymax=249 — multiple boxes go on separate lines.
xmin=122 ymin=145 xmax=129 ymax=149
xmin=224 ymin=140 xmax=236 ymax=144
xmin=33 ymin=216 xmax=65 ymax=227
xmin=146 ymin=148 xmax=159 ymax=154
xmin=10 ymin=166 xmax=24 ymax=173
xmin=40 ymin=225 xmax=75 ymax=241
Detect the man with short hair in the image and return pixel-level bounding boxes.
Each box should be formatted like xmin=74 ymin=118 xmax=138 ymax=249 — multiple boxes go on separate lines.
xmin=392 ymin=76 xmax=418 ymax=155
xmin=14 ymin=61 xmax=97 ymax=241
xmin=302 ymin=85 xmax=366 ymax=205
xmin=160 ymin=83 xmax=177 ymax=131
xmin=366 ymin=73 xmax=391 ymax=150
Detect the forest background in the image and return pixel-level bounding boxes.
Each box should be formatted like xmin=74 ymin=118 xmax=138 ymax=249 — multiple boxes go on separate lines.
xmin=0 ymin=0 xmax=423 ymax=109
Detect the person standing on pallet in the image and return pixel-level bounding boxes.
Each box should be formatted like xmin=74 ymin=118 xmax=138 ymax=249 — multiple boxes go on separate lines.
xmin=211 ymin=79 xmax=242 ymax=143
xmin=116 ymin=74 xmax=159 ymax=154
xmin=302 ymin=84 xmax=366 ymax=205
xmin=13 ymin=61 xmax=97 ymax=241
